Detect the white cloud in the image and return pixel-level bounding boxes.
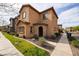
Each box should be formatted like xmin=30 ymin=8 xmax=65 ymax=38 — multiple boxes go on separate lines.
xmin=52 ymin=3 xmax=70 ymax=9
xmin=30 ymin=3 xmax=71 ymax=12
xmin=0 ymin=3 xmax=20 ymax=26
xmin=58 ymin=6 xmax=79 ymax=28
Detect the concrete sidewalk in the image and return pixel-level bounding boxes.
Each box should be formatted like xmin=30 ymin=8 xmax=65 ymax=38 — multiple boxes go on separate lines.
xmin=51 ymin=33 xmax=73 ymax=56
xmin=45 ymin=40 xmax=57 ymax=46
xmin=0 ymin=32 xmax=23 ymax=56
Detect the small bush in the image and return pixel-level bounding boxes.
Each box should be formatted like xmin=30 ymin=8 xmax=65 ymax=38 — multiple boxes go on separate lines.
xmin=33 ymin=34 xmax=39 ymax=40
xmin=71 ymin=40 xmax=79 ymax=47
xmin=30 ymin=34 xmax=34 ymax=38
xmin=39 ymin=37 xmax=46 ymax=46
xmin=54 ymin=32 xmax=61 ymax=37
xmin=68 ymin=37 xmax=75 ymax=41
xmin=15 ymin=34 xmax=19 ymax=37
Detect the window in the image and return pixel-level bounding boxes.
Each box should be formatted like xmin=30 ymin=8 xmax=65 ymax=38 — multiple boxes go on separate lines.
xmin=43 ymin=12 xmax=48 ymax=20
xmin=30 ymin=27 xmax=32 ymax=33
xmin=23 ymin=12 xmax=26 ymax=19
xmin=22 ymin=12 xmax=29 ymax=22
xmin=18 ymin=26 xmax=24 ymax=33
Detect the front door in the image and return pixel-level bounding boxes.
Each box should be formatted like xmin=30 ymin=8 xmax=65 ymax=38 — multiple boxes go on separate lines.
xmin=39 ymin=26 xmax=43 ymax=36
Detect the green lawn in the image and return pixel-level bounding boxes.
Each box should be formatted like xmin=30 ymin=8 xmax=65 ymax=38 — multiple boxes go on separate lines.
xmin=2 ymin=32 xmax=49 ymax=56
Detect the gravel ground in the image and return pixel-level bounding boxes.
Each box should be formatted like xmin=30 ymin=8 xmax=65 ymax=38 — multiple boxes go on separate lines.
xmin=25 ymin=39 xmax=55 ymax=52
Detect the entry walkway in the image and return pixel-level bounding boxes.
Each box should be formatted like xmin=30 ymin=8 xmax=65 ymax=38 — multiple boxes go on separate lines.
xmin=0 ymin=32 xmax=23 ymax=56
xmin=51 ymin=33 xmax=73 ymax=56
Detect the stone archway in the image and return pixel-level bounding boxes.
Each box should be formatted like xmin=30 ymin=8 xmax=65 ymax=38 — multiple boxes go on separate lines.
xmin=38 ymin=26 xmax=43 ymax=37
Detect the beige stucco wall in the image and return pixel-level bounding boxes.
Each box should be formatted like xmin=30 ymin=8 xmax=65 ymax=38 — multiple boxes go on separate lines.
xmin=29 ymin=7 xmax=40 ymax=25
xmin=17 ymin=21 xmax=30 ymax=38
xmin=40 ymin=10 xmax=58 ymax=37
xmin=16 ymin=6 xmax=58 ymax=38
xmin=17 ymin=21 xmax=26 ymax=37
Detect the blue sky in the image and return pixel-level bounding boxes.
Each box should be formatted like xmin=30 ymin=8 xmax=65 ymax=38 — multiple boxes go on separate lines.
xmin=0 ymin=3 xmax=79 ymax=28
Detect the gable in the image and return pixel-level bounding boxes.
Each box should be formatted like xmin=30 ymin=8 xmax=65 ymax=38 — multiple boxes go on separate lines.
xmin=40 ymin=7 xmax=58 ymax=19
xmin=19 ymin=4 xmax=40 ymax=14
xmin=16 ymin=20 xmax=30 ymax=26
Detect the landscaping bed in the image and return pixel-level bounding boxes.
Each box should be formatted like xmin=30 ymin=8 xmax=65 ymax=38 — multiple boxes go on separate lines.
xmin=68 ymin=36 xmax=79 ymax=56
xmin=70 ymin=44 xmax=79 ymax=56
xmin=46 ymin=36 xmax=61 ymax=43
xmin=2 ymin=32 xmax=49 ymax=56
xmin=25 ymin=33 xmax=62 ymax=52
xmin=27 ymin=38 xmax=54 ymax=52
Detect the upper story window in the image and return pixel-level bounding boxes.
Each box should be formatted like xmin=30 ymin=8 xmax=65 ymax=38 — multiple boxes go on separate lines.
xmin=23 ymin=12 xmax=26 ymax=19
xmin=22 ymin=12 xmax=29 ymax=22
xmin=43 ymin=12 xmax=48 ymax=20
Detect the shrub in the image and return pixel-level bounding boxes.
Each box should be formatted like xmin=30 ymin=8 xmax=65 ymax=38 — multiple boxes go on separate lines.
xmin=15 ymin=34 xmax=19 ymax=37
xmin=71 ymin=39 xmax=79 ymax=47
xmin=33 ymin=34 xmax=39 ymax=40
xmin=30 ymin=34 xmax=34 ymax=38
xmin=54 ymin=32 xmax=61 ymax=37
xmin=68 ymin=36 xmax=75 ymax=41
xmin=39 ymin=37 xmax=46 ymax=46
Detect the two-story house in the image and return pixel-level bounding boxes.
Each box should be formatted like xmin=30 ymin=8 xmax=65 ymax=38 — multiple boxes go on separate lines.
xmin=15 ymin=4 xmax=58 ymax=38
xmin=9 ymin=18 xmax=16 ymax=33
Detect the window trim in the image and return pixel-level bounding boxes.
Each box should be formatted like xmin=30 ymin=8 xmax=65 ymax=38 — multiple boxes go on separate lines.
xmin=22 ymin=12 xmax=26 ymax=19
xmin=18 ymin=26 xmax=24 ymax=34
xmin=43 ymin=12 xmax=48 ymax=20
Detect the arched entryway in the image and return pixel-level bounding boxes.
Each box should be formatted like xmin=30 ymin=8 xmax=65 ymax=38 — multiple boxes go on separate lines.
xmin=38 ymin=26 xmax=43 ymax=37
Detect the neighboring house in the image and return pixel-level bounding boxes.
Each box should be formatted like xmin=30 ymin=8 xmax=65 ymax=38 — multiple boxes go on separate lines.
xmin=58 ymin=24 xmax=63 ymax=33
xmin=15 ymin=4 xmax=58 ymax=38
xmin=0 ymin=25 xmax=9 ymax=32
xmin=9 ymin=17 xmax=18 ymax=33
xmin=65 ymin=27 xmax=72 ymax=32
xmin=58 ymin=24 xmax=62 ymax=29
